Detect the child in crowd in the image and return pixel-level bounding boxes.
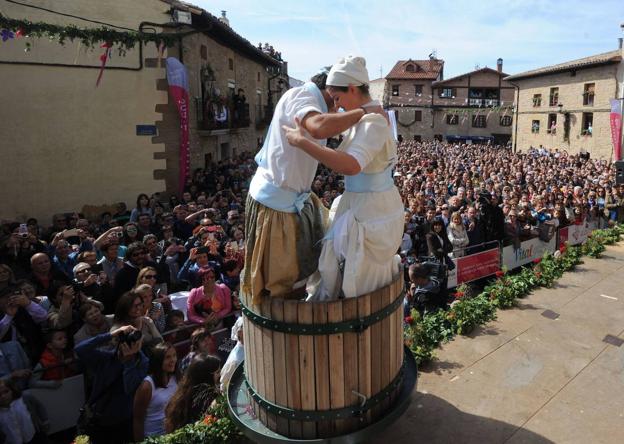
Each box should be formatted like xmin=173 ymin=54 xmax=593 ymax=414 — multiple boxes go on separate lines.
xmin=179 ymin=328 xmax=216 ymax=374
xmin=162 ymin=310 xmax=191 ymax=356
xmin=0 ymin=379 xmax=47 ymax=444
xmin=33 ymin=329 xmax=79 ymax=382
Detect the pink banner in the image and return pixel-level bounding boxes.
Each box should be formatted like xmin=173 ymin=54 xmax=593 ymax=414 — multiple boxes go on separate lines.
xmin=456 ymin=248 xmax=500 ymax=284
xmin=610 ymin=99 xmax=622 ymax=160
xmin=166 ymin=58 xmax=190 ymax=194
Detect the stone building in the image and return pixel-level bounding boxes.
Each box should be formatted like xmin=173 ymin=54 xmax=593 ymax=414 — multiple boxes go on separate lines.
xmin=505 ymin=42 xmax=624 ymax=159
xmin=0 ymin=0 xmax=286 ymax=221
xmin=157 ymin=4 xmax=288 ymax=194
xmin=368 ymin=77 xmax=386 ymax=103
xmin=430 ymin=60 xmax=514 ymax=145
xmin=384 ymin=58 xmax=444 ymax=140
xmin=384 ymin=57 xmax=513 ymax=144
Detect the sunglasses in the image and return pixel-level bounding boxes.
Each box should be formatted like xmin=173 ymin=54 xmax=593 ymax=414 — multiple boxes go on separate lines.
xmin=144 ymin=274 xmax=157 ymax=279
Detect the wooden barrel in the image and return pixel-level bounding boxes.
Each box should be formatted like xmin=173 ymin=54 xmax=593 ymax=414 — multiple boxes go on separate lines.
xmin=241 ymin=275 xmax=405 ymax=439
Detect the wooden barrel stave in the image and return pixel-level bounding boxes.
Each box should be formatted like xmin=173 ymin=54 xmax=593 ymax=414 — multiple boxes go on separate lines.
xmin=244 ymin=275 xmax=405 ymax=439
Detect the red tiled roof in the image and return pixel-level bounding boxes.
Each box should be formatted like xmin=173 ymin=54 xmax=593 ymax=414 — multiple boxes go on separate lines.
xmin=432 ymin=67 xmax=509 ymax=86
xmin=386 ymin=59 xmax=444 ymax=80
xmin=504 ymin=50 xmax=621 ymax=81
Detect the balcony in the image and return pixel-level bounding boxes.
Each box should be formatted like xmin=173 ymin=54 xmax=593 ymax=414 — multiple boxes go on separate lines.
xmin=197 ymin=99 xmax=250 ymax=133
xmin=468 ymin=98 xmax=499 ymax=107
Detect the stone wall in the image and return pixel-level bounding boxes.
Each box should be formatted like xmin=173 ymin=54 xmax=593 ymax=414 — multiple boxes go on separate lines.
xmin=513 ymin=64 xmax=619 ymax=159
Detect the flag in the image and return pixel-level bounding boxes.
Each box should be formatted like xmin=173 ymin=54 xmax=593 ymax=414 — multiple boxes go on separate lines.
xmin=166 ymin=57 xmax=190 ymax=193
xmin=610 ymin=99 xmax=622 ymax=160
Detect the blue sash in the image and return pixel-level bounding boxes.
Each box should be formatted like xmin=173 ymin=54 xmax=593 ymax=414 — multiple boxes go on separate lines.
xmin=344 ymin=164 xmax=395 ymax=193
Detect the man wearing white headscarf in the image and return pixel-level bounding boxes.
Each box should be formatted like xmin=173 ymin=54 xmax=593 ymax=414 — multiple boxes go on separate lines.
xmin=242 ymin=71 xmax=386 ymax=306
xmin=284 ymin=55 xmax=404 ymax=300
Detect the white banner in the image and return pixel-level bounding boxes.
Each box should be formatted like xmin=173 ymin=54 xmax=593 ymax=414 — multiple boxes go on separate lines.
xmin=501 ymin=236 xmax=557 ymax=270
xmin=28 ymin=374 xmax=85 ymax=434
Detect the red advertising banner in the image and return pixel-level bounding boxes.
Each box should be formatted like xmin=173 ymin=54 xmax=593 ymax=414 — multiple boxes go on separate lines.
xmin=456 ymin=248 xmax=500 ymax=284
xmin=166 ymin=58 xmax=190 ymax=193
xmin=610 ymin=99 xmax=622 ymax=160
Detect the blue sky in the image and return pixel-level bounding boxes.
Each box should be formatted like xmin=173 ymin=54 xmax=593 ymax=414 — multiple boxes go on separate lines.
xmin=194 ymin=0 xmax=623 ymax=81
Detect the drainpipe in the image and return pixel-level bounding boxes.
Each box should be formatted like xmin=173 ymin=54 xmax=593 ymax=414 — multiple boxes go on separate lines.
xmin=508 ymin=80 xmax=520 ymax=153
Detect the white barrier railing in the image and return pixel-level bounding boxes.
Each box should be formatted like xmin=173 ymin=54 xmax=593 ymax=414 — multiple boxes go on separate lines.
xmin=447 ymin=218 xmax=602 ymax=289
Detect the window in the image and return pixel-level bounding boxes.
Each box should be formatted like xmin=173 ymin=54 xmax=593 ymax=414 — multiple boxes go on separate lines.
xmin=532 ymin=94 xmax=542 ymax=107
xmin=472 ymin=115 xmax=486 ymax=128
xmin=549 ymin=87 xmax=559 ymax=106
xmin=228 ymin=58 xmax=234 ymax=70
xmin=440 ymin=88 xmax=455 ymax=98
xmin=583 ymin=83 xmax=595 ymax=106
xmin=446 ymin=114 xmax=459 ymax=125
xmin=257 ymin=72 xmax=261 ymax=82
xmin=413 ymin=135 xmax=421 ymax=142
xmin=500 ymin=115 xmax=512 ymax=127
xmin=200 ymin=45 xmax=207 ymax=60
xmin=414 ymin=84 xmax=423 ymax=96
xmin=415 ymin=110 xmax=422 ymax=121
xmin=392 ymin=85 xmax=399 ymax=96
xmin=547 ymin=114 xmax=557 ymax=134
xmin=406 ymin=64 xmax=415 ymax=72
xmin=531 ymin=120 xmax=540 ymax=133
xmin=581 ymin=113 xmax=593 ymax=136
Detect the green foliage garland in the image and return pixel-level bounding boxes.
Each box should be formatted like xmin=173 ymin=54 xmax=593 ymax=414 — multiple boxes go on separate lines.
xmin=404 ymin=224 xmax=623 ymax=364
xmin=0 ymin=14 xmax=178 ymax=54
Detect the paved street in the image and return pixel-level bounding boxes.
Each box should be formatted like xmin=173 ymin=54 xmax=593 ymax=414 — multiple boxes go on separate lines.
xmin=389 ymin=244 xmax=624 ymax=444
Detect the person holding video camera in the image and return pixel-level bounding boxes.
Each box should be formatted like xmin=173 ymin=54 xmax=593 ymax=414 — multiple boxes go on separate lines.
xmin=405 ymin=262 xmax=443 ymax=315
xmin=75 ymin=324 xmax=149 ymax=444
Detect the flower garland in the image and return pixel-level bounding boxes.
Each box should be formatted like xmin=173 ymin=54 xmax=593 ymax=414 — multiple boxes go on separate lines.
xmin=404 ymin=224 xmax=623 ymax=364
xmin=0 ymin=13 xmax=177 ymax=54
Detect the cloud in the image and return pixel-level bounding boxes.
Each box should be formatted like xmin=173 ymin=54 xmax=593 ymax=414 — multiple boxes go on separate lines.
xmin=193 ymin=0 xmax=624 ymax=81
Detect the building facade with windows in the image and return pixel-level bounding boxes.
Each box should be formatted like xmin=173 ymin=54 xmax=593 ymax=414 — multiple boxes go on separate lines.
xmin=0 ymin=0 xmax=286 ymax=220
xmin=384 ymin=58 xmax=513 ymax=144
xmin=384 ymin=58 xmax=444 ymax=141
xmin=505 ymin=45 xmax=624 ymax=159
xmin=430 ymin=60 xmax=514 ymax=145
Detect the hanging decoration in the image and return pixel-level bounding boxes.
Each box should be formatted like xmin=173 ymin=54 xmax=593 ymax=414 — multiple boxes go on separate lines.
xmin=0 ymin=13 xmax=177 ymax=55
xmin=95 ymin=41 xmax=112 ymax=87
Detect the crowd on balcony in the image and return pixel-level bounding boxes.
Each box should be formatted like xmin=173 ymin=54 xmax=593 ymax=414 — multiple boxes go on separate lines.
xmin=0 ymin=140 xmax=620 ymax=442
xmin=257 ymin=42 xmax=283 ymax=61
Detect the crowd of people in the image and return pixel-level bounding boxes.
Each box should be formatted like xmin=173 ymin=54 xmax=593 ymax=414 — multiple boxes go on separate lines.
xmin=0 ymin=140 xmax=621 ymax=443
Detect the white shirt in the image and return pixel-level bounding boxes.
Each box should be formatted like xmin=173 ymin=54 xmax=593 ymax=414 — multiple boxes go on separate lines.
xmin=0 ymin=398 xmax=35 ymax=444
xmin=253 ymin=83 xmax=327 ymax=193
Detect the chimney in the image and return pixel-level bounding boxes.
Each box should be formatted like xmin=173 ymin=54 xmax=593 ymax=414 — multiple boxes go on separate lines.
xmin=219 ymin=10 xmax=230 ymax=27
xmin=497 ymin=58 xmax=503 ymax=73
xmin=619 ymin=38 xmax=623 ymax=49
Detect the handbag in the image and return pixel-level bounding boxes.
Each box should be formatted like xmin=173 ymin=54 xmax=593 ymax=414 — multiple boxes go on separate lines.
xmin=77 ymin=373 xmax=120 ymax=435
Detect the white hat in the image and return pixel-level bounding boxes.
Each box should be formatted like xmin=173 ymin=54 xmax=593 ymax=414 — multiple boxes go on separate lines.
xmin=327 ymin=55 xmax=369 ymax=87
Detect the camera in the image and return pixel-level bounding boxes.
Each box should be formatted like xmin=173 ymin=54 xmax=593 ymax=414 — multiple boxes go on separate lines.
xmin=18 ymin=223 xmax=29 ymax=238
xmin=72 ymin=281 xmax=84 ymax=294
xmin=478 ymin=192 xmax=491 ymax=206
xmin=115 ymin=231 xmax=124 ymax=238
xmin=118 ymin=329 xmax=142 ymax=345
xmin=417 ymin=256 xmax=448 ymax=281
